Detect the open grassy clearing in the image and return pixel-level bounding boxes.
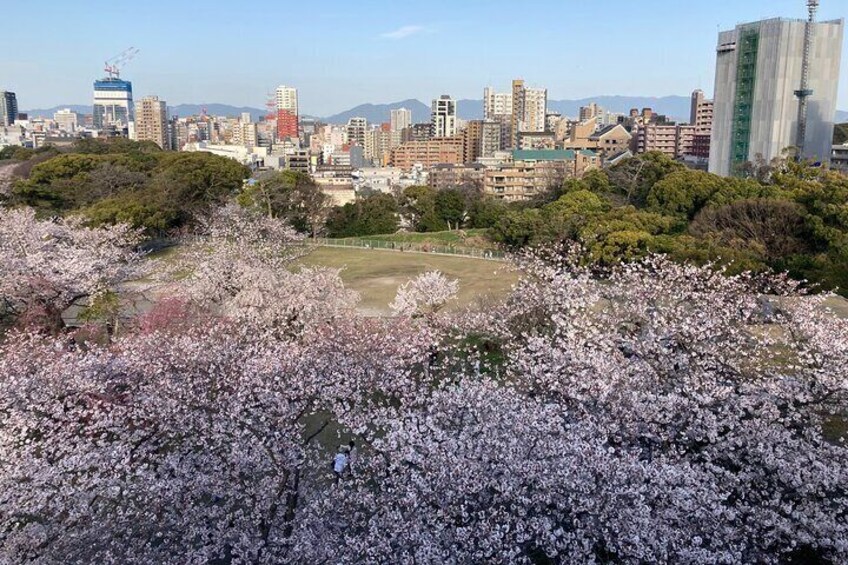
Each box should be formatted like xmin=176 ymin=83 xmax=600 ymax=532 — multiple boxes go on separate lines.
xmin=298 ymin=246 xmax=519 ymax=316
xmin=334 ymin=228 xmax=495 ymax=249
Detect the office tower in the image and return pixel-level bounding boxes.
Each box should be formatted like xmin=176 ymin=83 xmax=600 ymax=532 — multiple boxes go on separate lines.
xmin=483 ymin=87 xmax=513 ymax=120
xmin=390 ymin=108 xmax=412 ymax=132
xmin=134 ymin=96 xmax=169 ymax=149
xmin=431 ymin=95 xmax=457 ymax=138
xmin=346 ymin=117 xmax=367 ymax=147
xmin=0 ymin=91 xmax=18 ymax=126
xmin=709 ymin=6 xmax=844 ymax=176
xmin=93 ymin=78 xmax=133 ymax=129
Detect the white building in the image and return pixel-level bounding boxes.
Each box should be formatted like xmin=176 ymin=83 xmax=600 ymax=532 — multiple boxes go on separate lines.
xmin=390 ymin=108 xmax=412 ymax=132
xmin=93 ymin=78 xmax=133 ymax=130
xmin=182 ymin=142 xmax=268 ymax=168
xmin=710 ymin=14 xmax=844 ymax=176
xmin=275 ymin=85 xmax=298 ymax=115
xmin=53 ymin=108 xmax=79 ymax=132
xmin=431 ymin=95 xmax=457 ymax=138
xmin=483 ymin=87 xmax=513 ymax=120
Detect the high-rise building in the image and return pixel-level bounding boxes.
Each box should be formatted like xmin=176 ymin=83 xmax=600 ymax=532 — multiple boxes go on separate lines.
xmin=93 ymin=78 xmax=133 ymax=130
xmin=431 ymin=95 xmax=457 ymax=138
xmin=688 ymin=89 xmax=715 ymax=161
xmin=510 ymin=80 xmax=525 ymax=149
xmin=346 ymin=117 xmax=367 ymax=147
xmin=277 ymin=110 xmax=298 ymax=139
xmin=481 ymin=120 xmax=503 ymax=158
xmin=0 ymin=91 xmax=18 ymax=126
xmin=508 ymin=79 xmax=547 ymax=148
xmin=390 ymin=108 xmax=412 ymax=132
xmin=709 ymin=10 xmax=844 ymax=176
xmin=233 ymin=114 xmax=258 ymax=148
xmin=134 ymin=96 xmax=169 ymax=149
xmin=690 ymin=90 xmax=714 ymax=133
xmin=522 ymin=87 xmax=548 ymax=133
xmin=483 ymin=87 xmax=513 ymax=120
xmin=275 ymin=85 xmax=299 ymax=140
xmin=275 ymin=85 xmax=298 ymax=115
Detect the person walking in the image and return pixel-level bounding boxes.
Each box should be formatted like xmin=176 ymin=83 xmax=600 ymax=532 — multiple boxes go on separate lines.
xmin=332 ymin=447 xmax=348 ymax=483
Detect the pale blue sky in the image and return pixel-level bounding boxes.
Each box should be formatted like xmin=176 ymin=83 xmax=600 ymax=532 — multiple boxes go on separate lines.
xmin=2 ymin=0 xmax=846 ymax=114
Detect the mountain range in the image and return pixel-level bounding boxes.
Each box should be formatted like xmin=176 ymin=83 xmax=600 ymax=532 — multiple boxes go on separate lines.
xmin=23 ymin=100 xmax=848 ymax=125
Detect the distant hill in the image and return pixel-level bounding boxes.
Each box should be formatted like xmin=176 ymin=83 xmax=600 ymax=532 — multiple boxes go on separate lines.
xmin=321 ymin=99 xmax=431 ymax=125
xmin=23 ymin=105 xmax=91 ymax=117
xmin=837 ymin=110 xmax=848 ymax=123
xmin=320 ymin=96 xmax=699 ymax=124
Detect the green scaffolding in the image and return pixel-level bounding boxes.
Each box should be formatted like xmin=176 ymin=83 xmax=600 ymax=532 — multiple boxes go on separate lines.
xmin=730 ymin=27 xmax=759 ymax=175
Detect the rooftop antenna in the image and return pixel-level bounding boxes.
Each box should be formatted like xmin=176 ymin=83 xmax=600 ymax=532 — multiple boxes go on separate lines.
xmin=794 ymin=0 xmax=819 ymax=159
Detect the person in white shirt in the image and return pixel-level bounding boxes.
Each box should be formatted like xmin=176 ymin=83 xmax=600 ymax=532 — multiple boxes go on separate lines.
xmin=332 ymin=448 xmax=348 ymax=482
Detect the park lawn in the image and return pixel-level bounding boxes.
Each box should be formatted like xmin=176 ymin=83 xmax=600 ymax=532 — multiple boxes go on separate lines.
xmin=335 ymin=229 xmax=496 ymax=249
xmin=298 ymin=246 xmax=519 ymax=316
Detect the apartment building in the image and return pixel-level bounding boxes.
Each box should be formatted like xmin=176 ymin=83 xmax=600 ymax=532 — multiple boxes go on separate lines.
xmin=483 ymin=150 xmax=599 ymax=201
xmin=388 ymin=137 xmax=464 ymax=171
xmin=134 ymin=95 xmax=169 ymax=149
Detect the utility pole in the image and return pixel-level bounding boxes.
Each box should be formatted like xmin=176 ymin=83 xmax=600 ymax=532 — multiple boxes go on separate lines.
xmin=794 ymin=0 xmax=819 ymax=160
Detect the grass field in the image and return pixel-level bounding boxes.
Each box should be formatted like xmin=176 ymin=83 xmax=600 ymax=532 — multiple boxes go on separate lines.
xmin=298 ymin=246 xmax=519 ymax=316
xmin=335 ymin=229 xmax=495 ymax=249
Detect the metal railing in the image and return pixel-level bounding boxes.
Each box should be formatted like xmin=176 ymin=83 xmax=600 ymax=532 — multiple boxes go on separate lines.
xmin=309 ymin=237 xmax=506 ymax=261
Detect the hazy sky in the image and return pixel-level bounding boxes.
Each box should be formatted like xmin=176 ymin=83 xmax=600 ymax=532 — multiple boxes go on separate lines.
xmin=2 ymin=0 xmax=847 ymax=115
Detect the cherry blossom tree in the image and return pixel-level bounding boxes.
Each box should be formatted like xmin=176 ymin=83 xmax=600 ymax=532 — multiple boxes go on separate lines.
xmin=390 ymin=270 xmax=459 ymax=317
xmin=171 ymin=205 xmax=359 ymax=336
xmin=0 ymin=317 xmax=436 ymax=563
xmin=0 ymin=207 xmax=145 ymax=333
xmin=2 ymin=227 xmax=847 ymax=563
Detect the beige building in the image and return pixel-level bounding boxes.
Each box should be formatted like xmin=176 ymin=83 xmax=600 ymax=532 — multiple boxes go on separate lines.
xmin=428 ymin=163 xmax=486 ymax=190
xmin=389 ymin=137 xmax=464 ymax=171
xmin=483 ymin=150 xmax=599 ymax=201
xmin=134 ymin=96 xmax=169 ymax=149
xmin=632 ymin=124 xmax=697 ymax=159
xmin=563 ymin=124 xmax=632 ymax=159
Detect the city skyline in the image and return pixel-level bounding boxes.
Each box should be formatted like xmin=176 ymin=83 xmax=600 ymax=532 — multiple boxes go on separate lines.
xmin=2 ymin=0 xmax=847 ymax=115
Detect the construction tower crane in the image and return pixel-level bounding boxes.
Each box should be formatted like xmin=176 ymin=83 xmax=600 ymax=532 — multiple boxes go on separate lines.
xmin=794 ymin=0 xmax=819 ymax=159
xmin=104 ymin=47 xmax=140 ymax=79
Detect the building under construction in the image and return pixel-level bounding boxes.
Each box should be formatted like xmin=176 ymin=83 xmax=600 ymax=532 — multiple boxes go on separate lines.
xmin=709 ymin=2 xmax=844 ymax=177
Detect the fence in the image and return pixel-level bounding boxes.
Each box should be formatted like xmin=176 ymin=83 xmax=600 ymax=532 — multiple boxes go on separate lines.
xmin=309 ymin=238 xmax=506 ymax=261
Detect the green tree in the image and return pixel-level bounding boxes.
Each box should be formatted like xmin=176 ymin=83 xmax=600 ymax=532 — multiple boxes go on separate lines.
xmin=399 ymin=185 xmax=439 ymax=231
xmin=607 ymin=151 xmax=686 ymax=206
xmin=326 ymin=193 xmax=399 ymax=237
xmin=238 ymin=170 xmax=332 ymax=236
xmin=154 ymin=152 xmax=249 ymax=223
xmin=434 ymin=189 xmax=466 ymax=230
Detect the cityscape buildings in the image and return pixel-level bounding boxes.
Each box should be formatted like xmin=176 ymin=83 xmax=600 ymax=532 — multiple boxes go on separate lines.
xmin=709 ymin=10 xmax=844 ymax=176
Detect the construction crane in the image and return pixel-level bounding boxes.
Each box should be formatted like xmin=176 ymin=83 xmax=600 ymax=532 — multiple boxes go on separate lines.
xmin=104 ymin=47 xmax=140 ymax=79
xmin=794 ymin=0 xmax=819 ymax=159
